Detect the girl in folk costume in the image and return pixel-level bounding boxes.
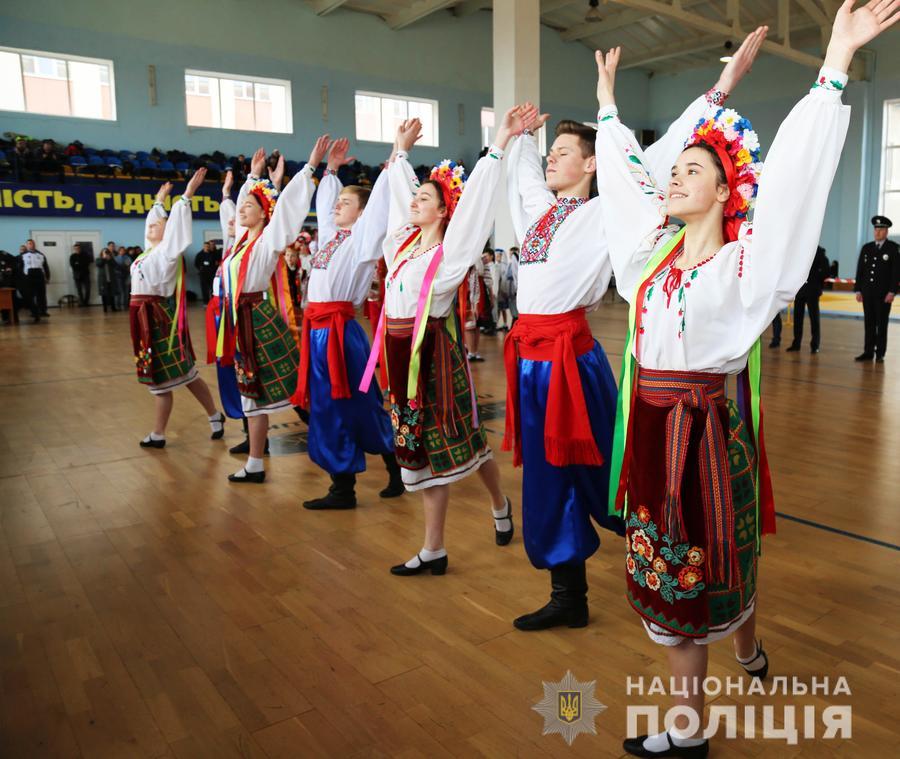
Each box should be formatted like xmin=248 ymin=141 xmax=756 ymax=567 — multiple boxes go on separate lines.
xmin=207 ymin=168 xmax=253 ymax=455
xmin=361 ymin=112 xmax=524 ymax=576
xmin=501 ymin=42 xmax=759 ymax=631
xmin=219 ymin=140 xmax=327 ymax=483
xmin=131 ymin=168 xmax=224 ymax=449
xmin=292 ymin=137 xmax=403 ymax=510
xmin=596 ymin=3 xmax=898 ymax=755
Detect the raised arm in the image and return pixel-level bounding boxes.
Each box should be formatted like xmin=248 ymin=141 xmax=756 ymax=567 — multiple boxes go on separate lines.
xmin=144 ymin=182 xmax=171 ymax=249
xmin=219 ymin=169 xmax=236 ymax=245
xmin=507 ymin=132 xmax=555 ymax=240
xmin=317 ymin=137 xmax=352 ymax=245
xmin=155 ymin=168 xmax=206 ymax=262
xmin=350 ymin=167 xmax=391 ymax=266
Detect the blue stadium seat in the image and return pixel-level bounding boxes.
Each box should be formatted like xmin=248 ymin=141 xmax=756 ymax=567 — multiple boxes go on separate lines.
xmin=175 ymin=161 xmax=189 ymax=172
xmin=69 ymin=155 xmax=87 ymax=167
xmin=136 ymin=151 xmax=150 ymax=161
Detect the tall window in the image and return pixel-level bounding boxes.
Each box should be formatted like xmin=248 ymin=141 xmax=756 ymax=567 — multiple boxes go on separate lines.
xmin=355 ymin=91 xmax=439 ymax=147
xmin=0 ymin=47 xmax=115 ymax=120
xmin=881 ymin=99 xmax=900 ymax=226
xmin=185 ymin=70 xmax=292 ymax=134
xmin=481 ymin=107 xmax=546 ymax=154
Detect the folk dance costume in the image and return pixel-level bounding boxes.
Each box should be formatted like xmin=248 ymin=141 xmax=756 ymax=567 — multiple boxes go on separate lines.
xmin=502 ymin=95 xmax=711 ymax=631
xmin=597 ymin=69 xmax=850 ymax=649
xmin=361 ymin=148 xmax=505 ymax=494
xmin=217 ymin=167 xmax=312 ymax=479
xmin=292 ymin=168 xmax=402 ymax=509
xmin=130 ymin=195 xmax=224 ymax=447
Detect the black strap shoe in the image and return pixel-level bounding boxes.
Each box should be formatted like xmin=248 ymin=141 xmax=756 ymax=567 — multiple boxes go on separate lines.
xmin=623 ymin=733 xmax=709 ymax=758
xmin=738 ymin=639 xmax=769 ymax=679
xmin=514 ymin=562 xmax=588 ymax=630
xmin=390 ymin=553 xmax=448 ymax=576
xmin=228 ymin=437 xmax=269 ymax=455
xmin=139 ymin=437 xmax=166 ymax=449
xmin=379 ymin=454 xmax=406 ymax=498
xmin=494 ymin=496 xmax=514 ymax=546
xmin=228 ymin=468 xmax=265 ymax=483
xmin=210 ymin=412 xmax=226 ymax=440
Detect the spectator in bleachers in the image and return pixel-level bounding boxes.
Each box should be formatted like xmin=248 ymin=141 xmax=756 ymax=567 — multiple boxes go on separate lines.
xmin=12 ymin=138 xmax=31 ymax=181
xmin=69 ymin=242 xmax=93 ymax=306
xmin=96 ymin=248 xmax=119 ymax=312
xmin=115 ymin=246 xmax=132 ymax=308
xmin=194 ymin=241 xmax=220 ymax=304
xmin=35 ymin=139 xmax=61 ymax=177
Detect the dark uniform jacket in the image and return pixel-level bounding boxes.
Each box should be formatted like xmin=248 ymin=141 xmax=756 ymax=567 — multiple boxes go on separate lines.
xmin=797 ymin=245 xmax=830 ymax=299
xmin=855 ymin=239 xmax=900 ymax=296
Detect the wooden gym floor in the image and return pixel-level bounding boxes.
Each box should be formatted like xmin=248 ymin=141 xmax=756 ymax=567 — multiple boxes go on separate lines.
xmin=1 ymin=303 xmax=898 ymax=758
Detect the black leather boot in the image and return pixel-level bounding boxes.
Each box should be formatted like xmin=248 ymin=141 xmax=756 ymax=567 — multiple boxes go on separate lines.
xmin=513 ymin=562 xmax=589 ymax=631
xmin=379 ymin=454 xmax=405 ymax=498
xmin=303 ymin=472 xmax=357 ymax=510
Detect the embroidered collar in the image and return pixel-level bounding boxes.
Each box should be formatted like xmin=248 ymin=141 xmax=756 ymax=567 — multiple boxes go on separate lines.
xmin=312 ymin=228 xmax=351 ymax=270
xmin=520 ymin=198 xmax=587 ymax=265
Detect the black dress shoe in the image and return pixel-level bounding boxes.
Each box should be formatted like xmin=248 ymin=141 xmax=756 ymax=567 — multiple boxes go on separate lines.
xmin=623 ymin=733 xmax=709 ymax=758
xmin=304 ymin=473 xmax=357 ymax=510
xmin=379 ymin=453 xmax=405 ymax=498
xmin=876 ymin=355 xmax=885 ymax=363
xmin=228 ymin=469 xmax=266 ymax=483
xmin=228 ymin=437 xmax=269 ymax=455
xmin=139 ymin=437 xmax=166 ymax=449
xmin=855 ymin=353 xmax=874 ymax=361
xmin=810 ymin=347 xmax=820 ymax=354
xmin=379 ymin=480 xmax=405 ymax=498
xmin=514 ymin=562 xmax=588 ymax=631
xmin=768 ymin=340 xmax=780 ymax=349
xmin=738 ymin=639 xmax=769 ymax=679
xmin=785 ymin=343 xmax=800 ymax=352
xmin=210 ymin=412 xmax=226 ymax=440
xmin=390 ymin=553 xmax=448 ymax=576
xmin=495 ymin=496 xmax=514 ymax=546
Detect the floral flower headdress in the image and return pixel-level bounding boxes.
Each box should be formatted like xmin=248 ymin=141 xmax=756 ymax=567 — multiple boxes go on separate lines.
xmin=429 ymin=160 xmax=467 ymax=220
xmin=248 ymin=179 xmax=279 ymax=224
xmin=684 ymin=107 xmax=762 ymax=242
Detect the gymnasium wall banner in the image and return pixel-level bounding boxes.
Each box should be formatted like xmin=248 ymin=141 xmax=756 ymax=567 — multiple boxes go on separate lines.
xmin=0 ymin=180 xmax=317 ymax=221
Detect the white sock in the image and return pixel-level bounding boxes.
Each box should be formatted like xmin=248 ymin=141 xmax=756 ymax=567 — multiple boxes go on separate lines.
xmin=492 ymin=497 xmax=512 ymax=533
xmin=737 ymin=640 xmax=765 ymax=669
xmin=143 ymin=432 xmax=165 ymax=443
xmin=245 ymin=456 xmax=264 ymax=473
xmin=642 ymin=730 xmax=704 ymax=752
xmin=209 ymin=412 xmax=224 ymax=434
xmin=670 ymin=727 xmax=705 ymax=747
xmin=405 ymin=547 xmax=447 ymax=568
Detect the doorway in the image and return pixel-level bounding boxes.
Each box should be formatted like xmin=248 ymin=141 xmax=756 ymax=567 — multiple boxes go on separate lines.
xmin=29 ymin=230 xmax=103 ymax=306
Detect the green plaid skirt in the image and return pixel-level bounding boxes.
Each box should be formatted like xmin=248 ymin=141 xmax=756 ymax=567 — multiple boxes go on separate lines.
xmin=235 ymin=294 xmax=299 ymax=405
xmin=130 ymin=296 xmax=195 ymax=386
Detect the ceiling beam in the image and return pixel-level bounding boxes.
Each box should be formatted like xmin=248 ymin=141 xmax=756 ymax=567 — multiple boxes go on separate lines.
xmin=620 ymin=33 xmax=725 ymax=69
xmin=385 ymin=0 xmax=458 ymax=30
xmin=307 ymin=0 xmax=349 ymax=15
xmin=778 ymin=0 xmax=790 ymax=44
xmin=453 ymin=0 xmax=489 ymax=16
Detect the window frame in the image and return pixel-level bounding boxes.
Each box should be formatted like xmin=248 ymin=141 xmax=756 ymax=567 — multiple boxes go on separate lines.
xmin=879 ymin=98 xmax=900 ymax=228
xmin=354 ymin=89 xmax=440 ymax=147
xmin=0 ymin=45 xmax=117 ymax=122
xmin=184 ymin=68 xmax=293 ymax=135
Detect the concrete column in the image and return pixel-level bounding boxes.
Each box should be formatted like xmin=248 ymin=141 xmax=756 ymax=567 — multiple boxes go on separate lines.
xmin=492 ymin=0 xmax=541 ymax=249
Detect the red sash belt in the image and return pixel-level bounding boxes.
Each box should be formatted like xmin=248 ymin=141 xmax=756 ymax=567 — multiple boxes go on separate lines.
xmin=502 ymin=309 xmax=603 ymax=468
xmin=292 ymin=300 xmax=355 ymax=409
xmin=205 ymin=295 xmax=220 ymax=364
xmin=636 ymin=368 xmax=738 ymax=587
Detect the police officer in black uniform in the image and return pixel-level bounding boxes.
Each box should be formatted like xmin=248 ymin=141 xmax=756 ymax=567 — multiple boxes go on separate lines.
xmin=22 ymin=239 xmax=51 ymax=323
xmin=787 ymin=245 xmax=830 ymax=353
xmin=854 ymin=216 xmax=900 ymax=363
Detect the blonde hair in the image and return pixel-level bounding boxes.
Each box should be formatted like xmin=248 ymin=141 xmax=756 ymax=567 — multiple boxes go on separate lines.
xmin=340 ymin=185 xmax=371 ymax=210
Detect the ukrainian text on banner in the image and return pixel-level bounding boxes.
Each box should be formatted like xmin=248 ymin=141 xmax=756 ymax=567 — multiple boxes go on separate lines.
xmin=0 ymin=181 xmax=318 ymax=220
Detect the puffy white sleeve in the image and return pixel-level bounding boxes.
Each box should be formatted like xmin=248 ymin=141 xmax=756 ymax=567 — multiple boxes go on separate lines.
xmin=435 ymin=146 xmax=505 ymax=296
xmin=153 ymin=196 xmax=193 ymax=263
xmin=258 ymin=165 xmax=316 ymax=272
xmin=735 ymin=67 xmax=851 ymax=344
xmin=507 ymin=133 xmax=555 ymax=241
xmin=232 ymin=177 xmax=254 ymax=245
xmin=219 ymin=196 xmax=235 ymax=245
xmin=143 ymin=202 xmax=167 ymax=250
xmin=595 ymin=107 xmax=670 ymax=301
xmin=383 ymin=151 xmax=419 ymax=264
xmin=315 ymin=170 xmax=342 ymax=247
xmin=351 ymin=168 xmax=391 ymax=266
xmin=643 ymin=93 xmax=710 ymax=186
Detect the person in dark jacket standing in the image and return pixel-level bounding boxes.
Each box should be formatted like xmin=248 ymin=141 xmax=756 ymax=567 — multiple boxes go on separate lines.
xmin=114 ymin=246 xmax=132 ymax=309
xmin=69 ymin=243 xmax=93 ymax=306
xmin=787 ymin=245 xmax=830 ymax=353
xmin=0 ymin=249 xmax=20 ymax=323
xmin=22 ymin=239 xmax=50 ymax=322
xmin=855 ymin=216 xmax=900 ymax=363
xmin=96 ymin=248 xmax=119 ymax=312
xmin=194 ymin=241 xmax=220 ymax=304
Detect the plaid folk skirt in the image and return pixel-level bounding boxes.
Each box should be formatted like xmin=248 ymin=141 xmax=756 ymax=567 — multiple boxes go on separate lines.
xmin=384 ymin=316 xmax=491 ymax=491
xmin=624 ymin=369 xmax=759 ymax=644
xmin=235 ymin=292 xmax=299 ymax=406
xmin=129 ymin=295 xmax=196 ymax=393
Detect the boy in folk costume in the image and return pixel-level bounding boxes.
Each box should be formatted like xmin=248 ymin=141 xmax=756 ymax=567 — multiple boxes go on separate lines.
xmin=131 ymin=168 xmax=225 ymax=448
xmin=292 ymin=137 xmax=403 ymax=509
xmin=219 ymin=140 xmax=328 ymax=483
xmin=502 ymin=43 xmax=761 ymax=631
xmin=595 ymin=4 xmax=897 ymax=755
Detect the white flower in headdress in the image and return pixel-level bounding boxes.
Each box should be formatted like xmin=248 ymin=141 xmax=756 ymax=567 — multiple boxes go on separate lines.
xmin=743 ymin=130 xmax=760 ymax=153
xmin=721 ymin=108 xmax=741 ymax=126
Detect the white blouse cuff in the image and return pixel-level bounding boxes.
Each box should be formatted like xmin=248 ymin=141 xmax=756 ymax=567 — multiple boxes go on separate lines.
xmin=396 ymin=150 xmax=409 ymax=160
xmin=811 ymin=67 xmax=848 ymax=96
xmin=597 ymin=105 xmax=619 ymax=122
xmin=486 ymin=144 xmax=505 ymax=159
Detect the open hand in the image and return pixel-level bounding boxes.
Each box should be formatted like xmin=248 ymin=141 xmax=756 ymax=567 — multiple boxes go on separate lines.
xmin=595 ymin=47 xmax=621 ymax=107
xmin=716 ymin=26 xmax=768 ymax=94
xmin=184 ymin=167 xmax=207 ymax=198
xmin=268 ymin=153 xmax=285 ymax=190
xmin=327 ymin=137 xmax=356 ymax=171
xmin=250 ymin=147 xmax=266 ymax=178
xmin=308 ymin=134 xmax=331 ymax=169
xmin=155 ymin=181 xmax=174 ymax=204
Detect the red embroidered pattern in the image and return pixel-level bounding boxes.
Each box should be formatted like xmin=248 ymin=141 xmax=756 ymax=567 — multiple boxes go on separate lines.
xmin=312 ymin=228 xmax=351 ymax=270
xmin=520 ymin=197 xmax=586 ymax=265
